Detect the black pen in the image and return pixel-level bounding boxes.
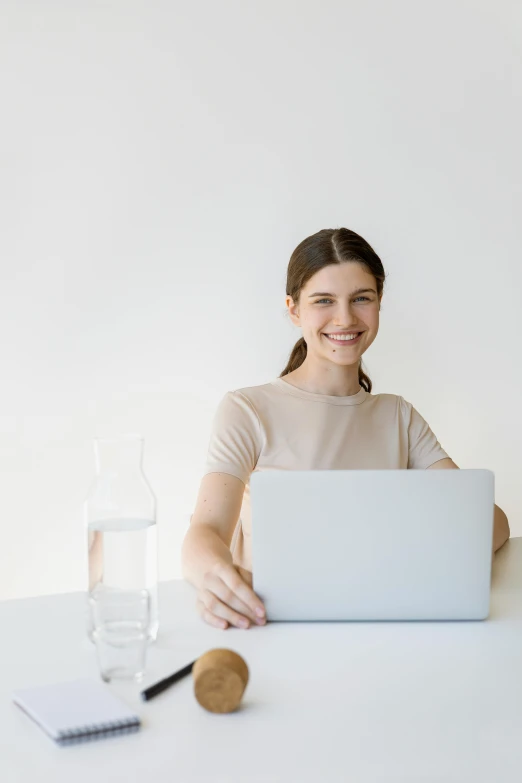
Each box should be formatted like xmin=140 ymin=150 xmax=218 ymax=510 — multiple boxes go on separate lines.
xmin=140 ymin=660 xmax=197 ymax=701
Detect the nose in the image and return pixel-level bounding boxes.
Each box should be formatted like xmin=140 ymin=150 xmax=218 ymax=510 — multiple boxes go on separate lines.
xmin=333 ymin=301 xmax=360 ymax=328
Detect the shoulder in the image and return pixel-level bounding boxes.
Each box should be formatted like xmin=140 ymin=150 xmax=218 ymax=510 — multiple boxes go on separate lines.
xmin=225 ymin=381 xmax=284 ymax=414
xmin=365 ymin=391 xmax=406 ymax=411
xmin=368 ymin=392 xmax=404 ymax=404
xmin=213 ymin=382 xmax=278 ymax=429
xmin=365 ymin=393 xmax=423 ymax=428
xmin=232 ymin=380 xmax=279 ymax=401
xmin=370 ymin=392 xmax=417 ymax=413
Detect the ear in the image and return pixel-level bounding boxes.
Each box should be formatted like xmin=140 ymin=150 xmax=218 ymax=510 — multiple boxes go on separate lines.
xmin=286 ymin=295 xmax=301 ymax=327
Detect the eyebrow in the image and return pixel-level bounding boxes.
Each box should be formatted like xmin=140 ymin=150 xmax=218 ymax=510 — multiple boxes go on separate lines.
xmin=307 ymin=288 xmax=377 ymax=298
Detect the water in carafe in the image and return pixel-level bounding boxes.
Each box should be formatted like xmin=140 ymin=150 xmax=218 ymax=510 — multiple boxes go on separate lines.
xmin=84 ymin=435 xmax=158 ymax=641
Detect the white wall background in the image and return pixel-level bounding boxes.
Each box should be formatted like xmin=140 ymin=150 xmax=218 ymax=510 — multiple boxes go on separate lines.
xmin=1 ymin=0 xmax=521 ymax=600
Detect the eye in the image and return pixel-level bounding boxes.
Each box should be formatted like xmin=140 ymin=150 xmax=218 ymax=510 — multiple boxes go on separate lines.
xmin=315 ymin=297 xmax=371 ymax=304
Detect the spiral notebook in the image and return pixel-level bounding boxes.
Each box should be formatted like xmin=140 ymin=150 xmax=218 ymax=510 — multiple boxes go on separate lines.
xmin=12 ymin=678 xmax=141 ymax=746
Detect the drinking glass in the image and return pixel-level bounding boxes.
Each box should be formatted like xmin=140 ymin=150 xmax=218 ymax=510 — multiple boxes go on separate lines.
xmin=89 ymin=588 xmax=150 ymax=682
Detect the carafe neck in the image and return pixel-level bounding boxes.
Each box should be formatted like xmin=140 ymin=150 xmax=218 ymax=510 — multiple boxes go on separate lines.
xmin=94 ymin=434 xmax=144 ymax=476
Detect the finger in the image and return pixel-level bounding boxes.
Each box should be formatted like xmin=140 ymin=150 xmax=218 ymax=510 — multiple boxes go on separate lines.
xmin=196 ymin=598 xmax=229 ymax=630
xmin=215 ymin=563 xmax=266 ymax=620
xmin=199 ymin=589 xmax=253 ymax=629
xmin=204 ymin=572 xmax=264 ymax=624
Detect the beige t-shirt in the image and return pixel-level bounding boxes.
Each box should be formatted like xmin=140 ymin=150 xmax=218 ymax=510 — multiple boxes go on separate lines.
xmin=203 ymin=377 xmax=450 ymax=572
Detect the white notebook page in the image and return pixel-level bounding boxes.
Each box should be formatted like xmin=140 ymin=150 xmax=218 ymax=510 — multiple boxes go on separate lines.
xmin=12 ymin=678 xmax=140 ymax=741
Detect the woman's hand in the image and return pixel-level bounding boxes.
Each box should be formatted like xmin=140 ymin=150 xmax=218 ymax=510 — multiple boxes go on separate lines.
xmin=196 ymin=561 xmax=266 ymax=629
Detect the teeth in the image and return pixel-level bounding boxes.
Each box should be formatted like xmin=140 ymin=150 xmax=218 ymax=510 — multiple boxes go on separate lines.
xmin=326 ymin=333 xmax=360 ymax=341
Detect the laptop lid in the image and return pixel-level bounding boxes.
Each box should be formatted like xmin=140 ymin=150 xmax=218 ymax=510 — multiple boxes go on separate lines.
xmin=251 ymin=469 xmax=494 ymax=621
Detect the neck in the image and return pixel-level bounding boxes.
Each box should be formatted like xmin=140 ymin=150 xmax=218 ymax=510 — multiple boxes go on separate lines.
xmin=284 ymin=358 xmax=361 ymax=397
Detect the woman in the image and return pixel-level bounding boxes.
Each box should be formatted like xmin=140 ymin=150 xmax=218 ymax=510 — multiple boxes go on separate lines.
xmin=181 ymin=227 xmax=510 ymax=629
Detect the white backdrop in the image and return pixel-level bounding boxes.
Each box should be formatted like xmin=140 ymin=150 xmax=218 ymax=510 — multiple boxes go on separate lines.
xmin=1 ymin=0 xmax=521 ymax=600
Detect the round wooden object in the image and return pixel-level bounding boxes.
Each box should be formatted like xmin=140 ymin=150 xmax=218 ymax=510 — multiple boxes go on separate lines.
xmin=192 ymin=649 xmax=249 ymax=714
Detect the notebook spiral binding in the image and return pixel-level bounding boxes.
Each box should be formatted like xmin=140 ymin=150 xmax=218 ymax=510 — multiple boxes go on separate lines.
xmin=56 ymin=717 xmax=141 ymax=746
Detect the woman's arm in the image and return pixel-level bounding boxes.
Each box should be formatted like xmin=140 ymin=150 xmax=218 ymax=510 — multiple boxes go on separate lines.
xmin=181 ymin=472 xmax=266 ymax=629
xmin=181 ymin=471 xmax=240 ymax=589
xmin=427 ymin=458 xmax=510 ymax=552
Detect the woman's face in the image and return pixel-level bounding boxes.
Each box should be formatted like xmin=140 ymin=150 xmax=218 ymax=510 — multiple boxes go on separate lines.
xmin=286 ymin=262 xmax=382 ymax=366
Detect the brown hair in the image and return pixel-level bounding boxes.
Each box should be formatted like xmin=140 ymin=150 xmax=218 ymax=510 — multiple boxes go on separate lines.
xmin=280 ymin=227 xmax=386 ymax=393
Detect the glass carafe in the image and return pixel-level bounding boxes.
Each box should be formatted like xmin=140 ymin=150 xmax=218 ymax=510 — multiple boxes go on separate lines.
xmin=83 ymin=434 xmax=158 ymax=642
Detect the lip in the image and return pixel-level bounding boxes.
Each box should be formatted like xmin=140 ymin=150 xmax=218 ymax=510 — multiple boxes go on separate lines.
xmin=323 ymin=332 xmax=364 ymax=347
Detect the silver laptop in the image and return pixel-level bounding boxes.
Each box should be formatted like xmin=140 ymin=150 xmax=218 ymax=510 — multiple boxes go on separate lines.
xmin=250 ymin=469 xmax=494 ymax=621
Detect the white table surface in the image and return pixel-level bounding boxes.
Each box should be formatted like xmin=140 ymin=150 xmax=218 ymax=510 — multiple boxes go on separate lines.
xmin=2 ymin=539 xmax=522 ymax=783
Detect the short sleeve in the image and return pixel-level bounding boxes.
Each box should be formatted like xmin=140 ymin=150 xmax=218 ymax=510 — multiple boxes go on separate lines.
xmin=202 ymin=391 xmax=262 ymax=484
xmin=400 ymin=397 xmax=450 ymax=470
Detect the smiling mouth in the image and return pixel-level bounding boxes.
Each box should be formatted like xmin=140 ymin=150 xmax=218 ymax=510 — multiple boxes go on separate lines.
xmin=323 ymin=332 xmax=364 ymax=345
